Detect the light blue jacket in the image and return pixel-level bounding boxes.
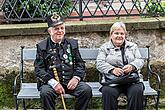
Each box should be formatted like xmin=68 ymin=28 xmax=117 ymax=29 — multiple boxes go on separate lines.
xmin=96 ymin=40 xmax=144 ymax=85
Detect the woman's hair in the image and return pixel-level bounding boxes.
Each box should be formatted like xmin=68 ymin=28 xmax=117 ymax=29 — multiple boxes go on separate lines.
xmin=109 ymin=22 xmax=127 ymax=36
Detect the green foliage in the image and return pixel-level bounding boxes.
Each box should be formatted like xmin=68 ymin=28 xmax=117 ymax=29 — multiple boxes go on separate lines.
xmin=0 ymin=70 xmax=17 ymax=108
xmin=84 ymin=63 xmax=99 ymax=82
xmin=146 ymin=0 xmax=165 ymax=16
xmin=3 ymin=0 xmax=72 ymax=19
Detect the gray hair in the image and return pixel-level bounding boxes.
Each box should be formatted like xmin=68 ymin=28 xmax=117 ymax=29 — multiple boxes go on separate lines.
xmin=110 ymin=22 xmax=127 ymax=36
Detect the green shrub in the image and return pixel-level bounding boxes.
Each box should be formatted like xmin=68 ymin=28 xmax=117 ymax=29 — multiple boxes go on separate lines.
xmin=146 ymin=0 xmax=165 ymax=16
xmin=3 ymin=0 xmax=72 ymax=20
xmin=0 ymin=70 xmax=17 ymax=108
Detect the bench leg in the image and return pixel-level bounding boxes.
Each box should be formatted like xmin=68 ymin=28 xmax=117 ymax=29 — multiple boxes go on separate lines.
xmin=14 ymin=95 xmax=18 ymax=110
xmin=143 ymin=95 xmax=160 ymax=110
xmin=144 ymin=96 xmax=148 ymax=110
xmin=155 ymin=91 xmax=160 ymax=110
xmin=151 ymin=95 xmax=160 ymax=110
xmin=15 ymin=100 xmax=18 ymax=110
xmin=144 ymin=95 xmax=159 ymax=110
xmin=22 ymin=99 xmax=26 ymax=110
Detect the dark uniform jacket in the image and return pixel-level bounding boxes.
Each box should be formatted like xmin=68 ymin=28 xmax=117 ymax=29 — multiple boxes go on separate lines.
xmin=34 ymin=37 xmax=85 ymax=87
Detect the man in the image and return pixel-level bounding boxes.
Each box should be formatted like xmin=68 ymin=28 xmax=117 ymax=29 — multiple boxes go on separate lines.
xmin=34 ymin=12 xmax=92 ymax=110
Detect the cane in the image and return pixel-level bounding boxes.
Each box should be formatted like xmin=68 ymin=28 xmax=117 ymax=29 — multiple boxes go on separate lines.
xmin=50 ymin=65 xmax=67 ymax=110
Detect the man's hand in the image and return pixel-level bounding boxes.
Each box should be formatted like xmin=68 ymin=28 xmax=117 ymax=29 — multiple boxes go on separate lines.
xmin=54 ymin=83 xmax=65 ymax=94
xmin=67 ymin=77 xmax=79 ymax=90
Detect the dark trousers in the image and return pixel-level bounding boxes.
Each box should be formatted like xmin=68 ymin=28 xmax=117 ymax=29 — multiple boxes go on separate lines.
xmin=101 ymin=82 xmax=144 ymax=110
xmin=40 ymin=82 xmax=92 ymax=110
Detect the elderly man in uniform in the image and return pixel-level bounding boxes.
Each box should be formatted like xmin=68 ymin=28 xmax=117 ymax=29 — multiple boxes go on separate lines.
xmin=34 ymin=12 xmax=92 ymax=110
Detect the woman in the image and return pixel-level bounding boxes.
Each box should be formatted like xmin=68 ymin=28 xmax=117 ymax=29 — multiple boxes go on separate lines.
xmin=96 ymin=22 xmax=144 ymax=110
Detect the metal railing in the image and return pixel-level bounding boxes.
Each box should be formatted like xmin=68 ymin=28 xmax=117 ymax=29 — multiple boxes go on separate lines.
xmin=1 ymin=0 xmax=165 ymax=23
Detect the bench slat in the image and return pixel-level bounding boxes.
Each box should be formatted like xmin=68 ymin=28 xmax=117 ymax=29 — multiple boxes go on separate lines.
xmin=143 ymin=81 xmax=157 ymax=96
xmin=79 ymin=48 xmax=98 ymax=60
xmin=23 ymin=48 xmax=99 ymax=60
xmin=17 ymin=81 xmax=157 ymax=99
xmin=23 ymin=48 xmax=148 ymax=60
xmin=17 ymin=89 xmax=40 ymax=99
xmin=23 ymin=49 xmax=36 ymax=60
xmin=139 ymin=48 xmax=148 ymax=59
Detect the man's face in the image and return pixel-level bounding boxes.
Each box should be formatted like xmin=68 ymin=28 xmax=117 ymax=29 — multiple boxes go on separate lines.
xmin=48 ymin=23 xmax=65 ymax=43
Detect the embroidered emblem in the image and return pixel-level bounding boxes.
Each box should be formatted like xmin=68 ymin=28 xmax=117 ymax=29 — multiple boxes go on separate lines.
xmin=51 ymin=12 xmax=61 ymax=22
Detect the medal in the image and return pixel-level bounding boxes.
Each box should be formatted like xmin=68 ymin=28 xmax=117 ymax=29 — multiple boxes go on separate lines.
xmin=65 ymin=59 xmax=69 ymax=63
xmin=66 ymin=48 xmax=70 ymax=53
xmin=70 ymin=62 xmax=73 ymax=65
xmin=63 ymin=54 xmax=68 ymax=59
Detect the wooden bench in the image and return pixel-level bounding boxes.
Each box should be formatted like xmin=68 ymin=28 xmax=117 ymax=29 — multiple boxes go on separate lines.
xmin=13 ymin=46 xmax=161 ymax=110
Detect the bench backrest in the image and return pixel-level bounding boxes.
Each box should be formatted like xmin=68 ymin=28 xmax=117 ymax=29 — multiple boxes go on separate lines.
xmin=22 ymin=48 xmax=99 ymax=60
xmin=22 ymin=48 xmax=149 ymax=61
xmin=20 ymin=47 xmax=149 ymax=82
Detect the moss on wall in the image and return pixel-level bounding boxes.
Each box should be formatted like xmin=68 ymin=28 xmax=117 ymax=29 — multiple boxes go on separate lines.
xmin=0 ymin=68 xmax=18 ymax=108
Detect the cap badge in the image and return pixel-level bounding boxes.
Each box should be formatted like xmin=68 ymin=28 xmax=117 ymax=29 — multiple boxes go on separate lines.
xmin=51 ymin=12 xmax=60 ymax=22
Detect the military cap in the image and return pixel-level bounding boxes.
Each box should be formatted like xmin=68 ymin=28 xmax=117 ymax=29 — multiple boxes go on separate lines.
xmin=47 ymin=12 xmax=64 ymax=27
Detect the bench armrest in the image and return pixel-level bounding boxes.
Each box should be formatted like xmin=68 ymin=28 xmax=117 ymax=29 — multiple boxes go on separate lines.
xmin=145 ymin=46 xmax=161 ymax=94
xmin=13 ymin=73 xmax=20 ymax=96
xmin=148 ymin=64 xmax=161 ymax=93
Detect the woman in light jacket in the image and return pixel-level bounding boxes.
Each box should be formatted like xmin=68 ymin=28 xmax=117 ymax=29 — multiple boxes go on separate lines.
xmin=96 ymin=22 xmax=144 ymax=110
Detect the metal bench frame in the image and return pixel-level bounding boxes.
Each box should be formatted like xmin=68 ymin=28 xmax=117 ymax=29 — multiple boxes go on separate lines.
xmin=13 ymin=46 xmax=161 ymax=110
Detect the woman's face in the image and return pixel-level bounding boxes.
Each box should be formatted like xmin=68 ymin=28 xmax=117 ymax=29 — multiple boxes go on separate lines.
xmin=110 ymin=27 xmax=126 ymax=47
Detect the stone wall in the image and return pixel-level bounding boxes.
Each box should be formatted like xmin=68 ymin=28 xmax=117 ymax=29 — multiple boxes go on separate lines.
xmin=0 ymin=31 xmax=164 ymax=68
xmin=0 ymin=18 xmax=165 ymax=69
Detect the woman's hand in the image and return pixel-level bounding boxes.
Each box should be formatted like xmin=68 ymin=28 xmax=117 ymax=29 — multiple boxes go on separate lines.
xmin=122 ymin=64 xmax=133 ymax=74
xmin=112 ymin=68 xmax=124 ymax=76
